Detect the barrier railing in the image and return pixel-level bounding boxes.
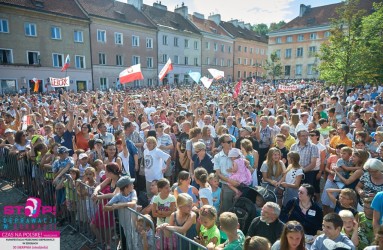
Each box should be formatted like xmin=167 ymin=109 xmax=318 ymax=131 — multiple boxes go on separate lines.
xmin=157 ymin=229 xmax=208 ymax=250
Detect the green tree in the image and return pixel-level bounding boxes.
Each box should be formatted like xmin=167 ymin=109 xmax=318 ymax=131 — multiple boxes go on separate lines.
xmin=264 ymin=51 xmax=283 ymax=84
xmin=269 ymin=21 xmax=286 ymax=31
xmin=319 ymin=0 xmax=369 ymax=100
xmin=252 ymin=23 xmax=268 ymax=36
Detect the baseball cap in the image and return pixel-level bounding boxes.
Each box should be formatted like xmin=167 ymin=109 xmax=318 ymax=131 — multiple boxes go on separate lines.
xmin=79 ymin=153 xmax=88 ymax=160
xmin=116 ymin=176 xmax=135 ymax=188
xmin=57 ymin=146 xmax=71 ymax=154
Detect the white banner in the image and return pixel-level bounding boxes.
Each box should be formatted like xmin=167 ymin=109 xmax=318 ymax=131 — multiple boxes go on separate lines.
xmin=278 ymin=85 xmax=298 ymax=92
xmin=50 ymin=77 xmax=70 ymax=87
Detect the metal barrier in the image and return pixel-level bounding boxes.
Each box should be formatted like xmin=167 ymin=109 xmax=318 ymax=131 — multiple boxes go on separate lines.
xmin=157 ymin=229 xmax=208 ymax=250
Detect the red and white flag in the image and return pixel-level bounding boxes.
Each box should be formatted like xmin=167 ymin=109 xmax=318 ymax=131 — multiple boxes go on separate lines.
xmin=233 ymin=79 xmax=242 ymax=98
xmin=119 ymin=64 xmax=144 ymax=84
xmin=61 ymin=54 xmax=70 ymax=72
xmin=200 ymin=76 xmax=213 ymax=89
xmin=22 ymin=115 xmax=33 ymax=130
xmin=159 ymin=58 xmax=173 ymax=81
xmin=208 ymin=68 xmax=224 ymax=80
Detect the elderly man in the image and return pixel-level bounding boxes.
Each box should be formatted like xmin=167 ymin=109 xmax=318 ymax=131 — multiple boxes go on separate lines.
xmin=247 ymin=202 xmax=284 ymax=244
xmin=277 ymin=124 xmax=296 ymax=150
xmin=226 ymin=116 xmax=239 ymax=139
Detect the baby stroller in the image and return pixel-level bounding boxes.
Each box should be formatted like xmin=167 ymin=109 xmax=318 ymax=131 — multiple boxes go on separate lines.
xmin=229 ymin=186 xmax=277 ymax=235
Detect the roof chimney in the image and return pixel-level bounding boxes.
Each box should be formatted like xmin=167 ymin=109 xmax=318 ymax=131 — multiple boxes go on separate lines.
xmin=244 ymin=23 xmax=251 ymax=30
xmin=299 ymin=4 xmax=310 ymax=17
xmin=153 ymin=1 xmax=167 ymax=10
xmin=193 ymin=12 xmax=204 ymax=20
xmin=208 ymin=14 xmax=221 ymax=25
xmin=175 ymin=3 xmax=188 ymax=19
xmin=238 ymin=21 xmax=245 ymax=29
xmin=127 ymin=0 xmax=143 ymax=10
xmin=229 ymin=19 xmax=239 ymax=27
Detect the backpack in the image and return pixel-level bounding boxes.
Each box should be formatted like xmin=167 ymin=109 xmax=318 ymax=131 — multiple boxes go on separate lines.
xmin=229 ymin=197 xmax=257 ymax=235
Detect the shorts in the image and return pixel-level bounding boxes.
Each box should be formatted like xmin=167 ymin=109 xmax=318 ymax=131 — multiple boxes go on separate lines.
xmin=303 ymin=170 xmax=320 ymax=193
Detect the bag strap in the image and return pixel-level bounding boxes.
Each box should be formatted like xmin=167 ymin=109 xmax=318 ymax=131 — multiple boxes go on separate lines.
xmin=287 ymin=199 xmax=297 ymax=218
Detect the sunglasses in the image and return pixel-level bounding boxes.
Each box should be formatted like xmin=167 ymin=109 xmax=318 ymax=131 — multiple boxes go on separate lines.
xmin=223 ymin=140 xmax=232 ymax=144
xmin=309 ymin=134 xmax=316 ymax=137
xmin=157 ymin=125 xmax=164 ymax=128
xmin=287 ymin=224 xmax=303 ymax=231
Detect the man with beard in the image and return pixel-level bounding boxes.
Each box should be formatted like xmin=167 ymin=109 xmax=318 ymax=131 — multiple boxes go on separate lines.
xmin=247 ymin=202 xmax=284 ymax=244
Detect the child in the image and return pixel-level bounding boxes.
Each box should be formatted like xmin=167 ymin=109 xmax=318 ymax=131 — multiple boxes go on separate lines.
xmin=76 ymin=153 xmax=90 ymax=180
xmin=194 ymin=167 xmax=213 ymax=207
xmin=326 ymin=188 xmax=358 ymax=215
xmin=196 ymin=205 xmax=220 ymax=247
xmin=339 ymin=210 xmax=359 ymax=247
xmin=82 ymin=167 xmax=98 ymax=222
xmin=280 ymin=151 xmax=304 ymax=207
xmin=139 ymin=180 xmax=159 ymax=215
xmin=92 ymin=159 xmax=105 ymax=184
xmin=173 ymin=171 xmax=199 ymax=208
xmin=208 ymin=173 xmax=221 ymax=213
xmin=206 ymin=212 xmax=245 ymax=250
xmin=227 ymin=148 xmax=252 ymax=198
xmin=240 ymin=139 xmax=259 ymax=187
xmin=136 ymin=214 xmax=155 ymax=250
xmin=318 ymin=118 xmax=333 ymax=140
xmin=333 ymin=147 xmax=354 ymax=189
xmin=152 ymin=178 xmax=176 ymax=226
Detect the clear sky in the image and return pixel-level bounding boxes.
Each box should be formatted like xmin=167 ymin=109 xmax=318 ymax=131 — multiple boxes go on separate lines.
xmin=141 ymin=0 xmax=343 ymax=25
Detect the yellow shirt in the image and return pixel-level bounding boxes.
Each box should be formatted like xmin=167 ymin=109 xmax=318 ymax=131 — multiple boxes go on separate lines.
xmin=330 ymin=135 xmax=353 ymax=148
xmin=274 ymin=134 xmax=296 ymax=151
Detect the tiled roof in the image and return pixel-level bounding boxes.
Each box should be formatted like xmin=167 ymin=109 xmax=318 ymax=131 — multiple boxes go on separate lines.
xmin=142 ymin=4 xmax=200 ymax=34
xmin=76 ymin=0 xmax=156 ymax=29
xmin=0 ymin=0 xmax=88 ymax=19
xmin=279 ymin=0 xmax=376 ymax=31
xmin=220 ymin=21 xmax=268 ymax=43
xmin=188 ymin=14 xmax=232 ymax=38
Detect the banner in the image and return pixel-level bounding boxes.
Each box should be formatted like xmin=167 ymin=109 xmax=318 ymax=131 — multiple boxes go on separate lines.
xmin=208 ymin=68 xmax=224 ymax=80
xmin=119 ymin=64 xmax=144 ymax=84
xmin=158 ymin=58 xmax=173 ymax=81
xmin=200 ymin=76 xmax=213 ymax=89
xmin=278 ymin=85 xmax=298 ymax=92
xmin=188 ymin=71 xmax=201 ymax=83
xmin=50 ymin=77 xmax=70 ymax=87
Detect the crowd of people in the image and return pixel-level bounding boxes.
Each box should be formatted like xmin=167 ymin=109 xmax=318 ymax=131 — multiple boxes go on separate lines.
xmin=1 ymin=81 xmax=383 ymax=250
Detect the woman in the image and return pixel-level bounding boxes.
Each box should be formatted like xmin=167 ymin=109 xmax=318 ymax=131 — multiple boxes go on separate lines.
xmin=103 ymin=142 xmax=122 ymax=171
xmin=192 ymin=141 xmax=214 ymax=175
xmin=352 ymin=118 xmax=367 ymax=140
xmin=367 ymin=117 xmax=378 ymax=134
xmin=289 ymin=114 xmax=300 ymax=137
xmin=186 ymin=127 xmax=202 ymax=170
xmin=369 ymin=132 xmax=383 ymax=158
xmin=201 ymin=126 xmax=215 ymax=156
xmin=281 ymin=184 xmax=323 ymax=236
xmin=75 ymin=123 xmax=94 ymax=151
xmin=271 ymin=221 xmax=306 ymax=250
xmin=11 ymin=131 xmax=31 ymax=189
xmin=244 ymin=236 xmax=271 ymax=250
xmin=312 ymin=111 xmax=321 ymax=127
xmin=356 ymin=158 xmax=383 ymax=199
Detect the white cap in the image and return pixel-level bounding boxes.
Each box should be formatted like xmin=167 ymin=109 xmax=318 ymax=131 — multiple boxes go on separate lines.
xmin=79 ymin=153 xmax=88 ymax=160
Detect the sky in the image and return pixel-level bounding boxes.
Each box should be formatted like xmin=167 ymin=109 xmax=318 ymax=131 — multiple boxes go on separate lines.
xmin=141 ymin=0 xmax=343 ymax=25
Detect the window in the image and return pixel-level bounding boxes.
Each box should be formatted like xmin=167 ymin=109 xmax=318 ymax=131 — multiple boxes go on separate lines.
xmin=213 ymin=58 xmax=217 ymax=66
xmin=25 ymin=23 xmax=37 ymax=36
xmin=205 ymin=42 xmax=210 ymax=49
xmin=275 ymin=50 xmax=281 ymax=59
xmin=250 ymin=59 xmax=254 ymax=66
xmin=255 ymin=48 xmax=259 ymax=54
xmin=285 ymin=48 xmax=292 ymax=59
xmin=237 ymin=71 xmax=241 ymax=78
xmin=162 ymin=54 xmax=167 ymax=63
xmin=297 ymin=34 xmax=304 ymax=41
xmin=238 ymin=45 xmax=242 ymax=52
xmin=184 ymin=39 xmax=189 ymax=48
xmin=100 ymin=78 xmax=107 ymax=90
xmin=74 ymin=30 xmax=83 ymax=43
xmin=296 ymin=47 xmax=303 ymax=57
xmin=75 ymin=55 xmax=86 ymax=68
xmin=237 ymin=58 xmax=241 ymax=65
xmin=52 ymin=53 xmax=64 ymax=67
xmin=295 ymin=64 xmax=302 ymax=75
xmin=244 ymin=47 xmax=247 ymax=53
xmin=147 ymin=79 xmax=153 ymax=86
xmin=0 ymin=19 xmax=9 ymax=33
xmin=51 ymin=26 xmax=61 ymax=40
xmin=214 ymin=43 xmax=218 ymax=51
xmin=250 ymin=48 xmax=253 ymax=53
xmin=261 ymin=49 xmax=264 ymax=55
xmin=284 ymin=65 xmax=291 ymax=76
xmin=174 ymin=74 xmax=179 ymax=84
xmin=146 ymin=57 xmax=153 ymax=68
xmin=97 ymin=30 xmax=106 ymax=43
xmin=206 ymin=57 xmax=210 ymax=65
xmin=146 ymin=38 xmax=153 ymax=48
xmin=244 ymin=58 xmax=248 ymax=65
xmin=174 ymin=55 xmax=179 ymax=64
xmin=309 ymin=46 xmax=317 ymax=57
xmin=116 ymin=55 xmax=123 ymax=66
xmin=221 ymin=59 xmax=224 ymax=67
xmin=324 ymin=31 xmax=331 ymax=38
xmin=310 ymin=33 xmax=317 ymax=40
xmin=184 ymin=75 xmax=189 ymax=83
xmin=194 ymin=41 xmax=198 ymax=50
xmin=227 ymin=59 xmax=231 ymax=67
xmin=174 ymin=37 xmax=179 ymax=47
xmin=132 ymin=56 xmax=140 ymax=65
xmin=115 ymin=33 xmax=123 ymax=45
xmin=132 ymin=36 xmax=139 ymax=47
xmin=162 ymin=35 xmax=168 ymax=45
xmin=228 ymin=46 xmax=231 ymax=53
xmin=194 ymin=57 xmax=198 ymax=66
xmin=0 ymin=49 xmax=12 ymax=64
xmin=99 ymin=53 xmax=106 ymax=65
xmin=275 ymin=37 xmax=282 ymax=44
xmin=244 ymin=71 xmax=247 ymax=78
xmin=184 ymin=56 xmax=188 ymax=65
xmin=27 ymin=51 xmax=39 ymax=64
xmin=221 ymin=44 xmax=224 ymax=52
xmin=286 ymin=36 xmax=293 ymax=43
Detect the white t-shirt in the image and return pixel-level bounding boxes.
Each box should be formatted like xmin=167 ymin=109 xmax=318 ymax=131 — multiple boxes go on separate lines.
xmin=118 ymin=151 xmax=130 ymax=176
xmin=314 ymin=142 xmax=326 ymax=171
xmin=285 ymin=168 xmax=304 ymax=184
xmin=199 ymin=186 xmax=213 ymax=207
xmin=143 ymin=148 xmax=170 ymax=182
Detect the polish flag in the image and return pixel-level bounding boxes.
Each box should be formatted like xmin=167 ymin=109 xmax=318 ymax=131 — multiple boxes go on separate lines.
xmin=61 ymin=55 xmax=70 ymax=72
xmin=159 ymin=58 xmax=173 ymax=81
xmin=233 ymin=79 xmax=242 ymax=98
xmin=208 ymin=68 xmax=224 ymax=80
xmin=22 ymin=115 xmax=33 ymax=130
xmin=200 ymin=76 xmax=213 ymax=89
xmin=119 ymin=64 xmax=144 ymax=84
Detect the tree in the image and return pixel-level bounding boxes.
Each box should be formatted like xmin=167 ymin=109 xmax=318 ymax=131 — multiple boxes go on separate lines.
xmin=252 ymin=23 xmax=268 ymax=36
xmin=269 ymin=21 xmax=286 ymax=31
xmin=318 ymin=0 xmax=369 ymax=100
xmin=264 ymin=51 xmax=283 ymax=84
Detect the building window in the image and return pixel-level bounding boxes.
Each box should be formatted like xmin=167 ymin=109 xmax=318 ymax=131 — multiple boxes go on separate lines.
xmin=238 ymin=45 xmax=242 ymax=52
xmin=75 ymin=55 xmax=86 ymax=68
xmin=228 ymin=46 xmax=231 ymax=53
xmin=147 ymin=79 xmax=153 ymax=86
xmin=146 ymin=57 xmax=153 ymax=68
xmin=0 ymin=49 xmax=12 ymax=64
xmin=296 ymin=47 xmax=303 ymax=57
xmin=221 ymin=59 xmax=224 ymax=67
xmin=132 ymin=56 xmax=140 ymax=65
xmin=114 ymin=33 xmax=123 ymax=45
xmin=250 ymin=59 xmax=254 ymax=66
xmin=227 ymin=59 xmax=231 ymax=67
xmin=184 ymin=56 xmax=188 ymax=65
xmin=286 ymin=36 xmax=293 ymax=43
xmin=205 ymin=42 xmax=210 ymax=49
xmin=173 ymin=55 xmax=179 ymax=64
xmin=261 ymin=49 xmax=264 ymax=55
xmin=194 ymin=57 xmax=198 ymax=66
xmin=250 ymin=48 xmax=253 ymax=53
xmin=244 ymin=58 xmax=248 ymax=65
xmin=297 ymin=34 xmax=304 ymax=41
xmin=146 ymin=38 xmax=153 ymax=48
xmin=221 ymin=44 xmax=225 ymax=52
xmin=116 ymin=55 xmax=123 ymax=66
xmin=308 ymin=64 xmax=317 ymax=75
xmin=296 ymin=64 xmax=302 ymax=75
xmin=174 ymin=74 xmax=179 ymax=84
xmin=244 ymin=47 xmax=247 ymax=53
xmin=194 ymin=41 xmax=198 ymax=50
xmin=285 ymin=65 xmax=291 ymax=76
xmin=184 ymin=75 xmax=189 ymax=83
xmin=27 ymin=51 xmax=39 ymax=64
xmin=99 ymin=53 xmax=106 ymax=65
xmin=132 ymin=35 xmax=139 ymax=47
xmin=0 ymin=19 xmax=9 ymax=33
xmin=174 ymin=37 xmax=179 ymax=47
xmin=310 ymin=33 xmax=317 ymax=40
xmin=100 ymin=78 xmax=107 ymax=90
xmin=309 ymin=46 xmax=317 ymax=57
xmin=275 ymin=50 xmax=281 ymax=59
xmin=237 ymin=58 xmax=241 ymax=65
xmin=25 ymin=23 xmax=37 ymax=37
xmin=244 ymin=71 xmax=247 ymax=78
xmin=324 ymin=31 xmax=331 ymax=38
xmin=214 ymin=58 xmax=217 ymax=66
xmin=97 ymin=30 xmax=106 ymax=43
xmin=52 ymin=53 xmax=63 ymax=67
xmin=276 ymin=37 xmax=282 ymax=44
xmin=206 ymin=57 xmax=210 ymax=65
xmin=285 ymin=48 xmax=292 ymax=59
xmin=162 ymin=35 xmax=168 ymax=45
xmin=51 ymin=26 xmax=61 ymax=40
xmin=74 ymin=30 xmax=83 ymax=43
xmin=237 ymin=71 xmax=241 ymax=79
xmin=185 ymin=39 xmax=189 ymax=48
xmin=214 ymin=43 xmax=218 ymax=51
xmin=256 ymin=48 xmax=259 ymax=54
xmin=162 ymin=54 xmax=167 ymax=63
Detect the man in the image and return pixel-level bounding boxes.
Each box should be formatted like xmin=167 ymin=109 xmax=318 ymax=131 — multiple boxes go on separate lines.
xmin=247 ymin=202 xmax=284 ymax=244
xmin=328 ymin=125 xmax=353 ymax=154
xmin=295 ymin=112 xmax=310 ymax=134
xmin=255 ymin=116 xmax=273 ymax=180
xmin=235 ymin=126 xmax=259 ymax=151
xmin=268 ymin=116 xmax=280 ymax=139
xmin=290 ymin=130 xmax=319 ymax=192
xmin=107 ymin=117 xmax=121 ymax=135
xmin=311 ymin=213 xmax=355 ymax=250
xmin=199 ymin=115 xmax=217 ymax=138
xmin=330 ymin=96 xmax=344 ymax=122
xmin=124 ymin=122 xmax=142 ymax=180
xmin=155 ymin=122 xmax=174 ymax=179
xmin=226 ymin=116 xmax=239 ymax=139
xmin=94 ymin=122 xmax=115 ymax=146
xmin=176 ymin=121 xmax=191 ymax=172
xmin=309 ymin=129 xmax=326 ymax=200
xmin=54 ymin=108 xmax=74 ymax=155
xmin=277 ymin=124 xmax=296 ymax=150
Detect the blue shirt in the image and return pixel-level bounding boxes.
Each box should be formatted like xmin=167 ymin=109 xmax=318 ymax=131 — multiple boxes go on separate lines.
xmin=52 ymin=157 xmax=74 ymax=174
xmin=54 ymin=130 xmax=74 ymax=155
xmin=311 ymin=233 xmax=355 ymax=250
xmin=372 ymin=191 xmax=383 ymax=225
xmin=125 ymin=139 xmax=138 ymax=178
xmin=107 ymin=190 xmax=137 ymax=205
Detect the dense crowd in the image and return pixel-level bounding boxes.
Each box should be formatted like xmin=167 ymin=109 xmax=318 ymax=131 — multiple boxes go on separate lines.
xmin=1 ymin=81 xmax=383 ymax=250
